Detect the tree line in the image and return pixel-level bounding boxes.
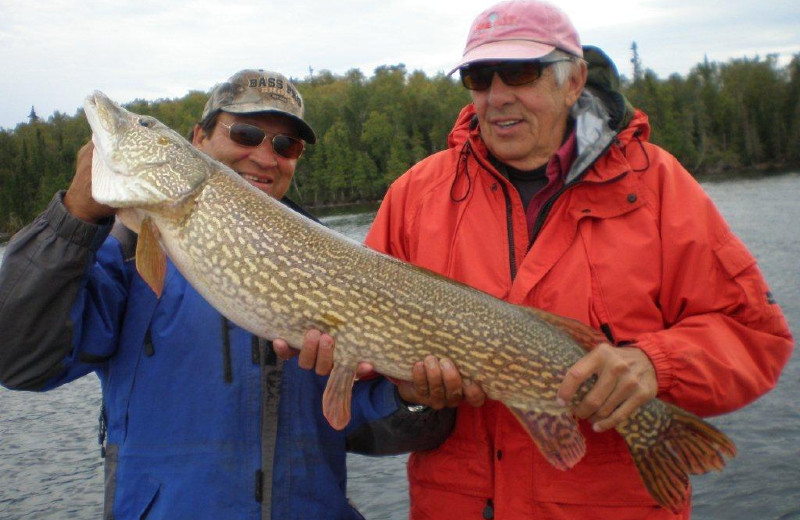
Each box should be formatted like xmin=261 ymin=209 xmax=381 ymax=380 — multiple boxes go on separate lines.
xmin=1 ymin=51 xmax=799 ymax=233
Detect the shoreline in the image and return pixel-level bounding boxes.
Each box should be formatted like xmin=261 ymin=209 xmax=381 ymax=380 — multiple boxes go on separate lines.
xmin=2 ymin=169 xmax=797 ymax=237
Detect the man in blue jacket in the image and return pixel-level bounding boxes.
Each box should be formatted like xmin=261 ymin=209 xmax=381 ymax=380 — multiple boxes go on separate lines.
xmin=0 ymin=69 xmax=458 ymax=520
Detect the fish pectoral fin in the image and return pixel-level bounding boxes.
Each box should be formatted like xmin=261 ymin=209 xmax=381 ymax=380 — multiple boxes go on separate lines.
xmin=524 ymin=308 xmax=607 ymax=351
xmin=322 ymin=363 xmax=357 ymax=431
xmin=508 ymin=406 xmax=586 ymax=471
xmin=135 ymin=217 xmax=167 ymax=298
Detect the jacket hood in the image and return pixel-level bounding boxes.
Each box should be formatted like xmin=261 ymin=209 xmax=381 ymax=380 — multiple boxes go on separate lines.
xmin=447 ymin=104 xmax=478 ymax=150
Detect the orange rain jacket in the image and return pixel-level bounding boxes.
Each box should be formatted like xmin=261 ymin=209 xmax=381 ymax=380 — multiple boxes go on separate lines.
xmin=365 ymin=89 xmax=793 ymax=519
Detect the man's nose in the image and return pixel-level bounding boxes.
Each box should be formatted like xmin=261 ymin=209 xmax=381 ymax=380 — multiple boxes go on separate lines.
xmin=248 ymin=138 xmax=279 ymax=168
xmin=487 ymin=73 xmax=515 ymax=106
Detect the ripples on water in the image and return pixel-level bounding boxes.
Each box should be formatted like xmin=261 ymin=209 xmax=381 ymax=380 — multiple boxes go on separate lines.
xmin=1 ymin=173 xmax=798 ymax=519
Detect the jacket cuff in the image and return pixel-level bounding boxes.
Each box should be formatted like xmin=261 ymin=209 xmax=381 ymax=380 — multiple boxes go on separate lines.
xmin=46 ymin=191 xmax=113 ymax=251
xmin=631 ymin=334 xmax=675 ymax=394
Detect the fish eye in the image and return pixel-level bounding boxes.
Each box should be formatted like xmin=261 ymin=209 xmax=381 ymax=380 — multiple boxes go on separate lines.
xmin=138 ymin=118 xmax=153 ymax=128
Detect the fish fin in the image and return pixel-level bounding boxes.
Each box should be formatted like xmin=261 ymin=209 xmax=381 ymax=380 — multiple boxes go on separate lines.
xmin=525 ymin=308 xmax=607 ymax=351
xmin=508 ymin=406 xmax=586 ymax=470
xmin=619 ymin=400 xmax=737 ymax=512
xmin=90 ymin=145 xmax=120 ymax=205
xmin=135 ymin=217 xmax=166 ymax=298
xmin=322 ymin=363 xmax=357 ymax=430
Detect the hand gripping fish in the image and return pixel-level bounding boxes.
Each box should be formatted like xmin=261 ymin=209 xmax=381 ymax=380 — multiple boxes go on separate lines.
xmin=84 ymin=91 xmax=735 ymax=511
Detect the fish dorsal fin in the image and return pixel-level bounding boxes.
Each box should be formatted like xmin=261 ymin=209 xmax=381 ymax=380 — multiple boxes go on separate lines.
xmin=507 ymin=406 xmax=586 ymax=470
xmin=135 ymin=217 xmax=166 ymax=298
xmin=524 ymin=308 xmax=607 ymax=351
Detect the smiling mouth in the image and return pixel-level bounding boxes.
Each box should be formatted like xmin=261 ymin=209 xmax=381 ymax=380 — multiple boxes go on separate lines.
xmin=241 ymin=173 xmax=272 ymax=185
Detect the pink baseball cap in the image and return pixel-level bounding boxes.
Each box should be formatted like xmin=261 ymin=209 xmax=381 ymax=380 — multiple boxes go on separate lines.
xmin=449 ymin=0 xmax=582 ymax=74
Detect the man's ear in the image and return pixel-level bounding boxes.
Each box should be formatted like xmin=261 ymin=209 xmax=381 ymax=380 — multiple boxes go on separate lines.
xmin=565 ymin=61 xmax=588 ymax=107
xmin=191 ymin=124 xmax=206 ymax=148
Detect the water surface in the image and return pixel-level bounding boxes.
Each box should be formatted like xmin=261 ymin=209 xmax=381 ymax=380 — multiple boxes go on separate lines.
xmin=1 ymin=173 xmax=798 ymax=519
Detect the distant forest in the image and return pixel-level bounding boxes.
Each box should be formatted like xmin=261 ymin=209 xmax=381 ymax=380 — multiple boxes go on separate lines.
xmin=1 ymin=49 xmax=799 ymax=234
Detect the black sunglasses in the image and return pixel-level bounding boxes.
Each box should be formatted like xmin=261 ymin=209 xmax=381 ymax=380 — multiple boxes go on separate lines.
xmin=219 ymin=121 xmax=305 ymax=159
xmin=459 ymin=59 xmax=570 ymax=91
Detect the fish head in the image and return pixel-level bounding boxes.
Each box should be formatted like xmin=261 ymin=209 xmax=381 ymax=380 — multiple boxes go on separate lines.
xmin=84 ymin=91 xmax=214 ymax=209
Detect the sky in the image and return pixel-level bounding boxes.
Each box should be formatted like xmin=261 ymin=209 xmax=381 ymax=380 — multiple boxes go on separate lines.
xmin=1 ymin=0 xmax=798 ymax=130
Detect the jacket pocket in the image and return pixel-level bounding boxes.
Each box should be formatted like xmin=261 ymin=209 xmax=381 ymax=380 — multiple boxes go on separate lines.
xmin=713 ymin=232 xmax=784 ymax=332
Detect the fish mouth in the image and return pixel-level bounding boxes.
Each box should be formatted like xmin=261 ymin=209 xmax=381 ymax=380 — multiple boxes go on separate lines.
xmin=84 ymin=91 xmax=131 ymax=136
xmin=84 ymin=91 xmax=132 ymax=174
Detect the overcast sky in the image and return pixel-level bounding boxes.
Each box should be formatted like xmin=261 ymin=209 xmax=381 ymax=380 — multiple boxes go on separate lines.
xmin=1 ymin=0 xmax=798 ymax=129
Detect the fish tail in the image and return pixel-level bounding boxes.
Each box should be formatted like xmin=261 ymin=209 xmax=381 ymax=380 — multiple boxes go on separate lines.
xmin=619 ymin=400 xmax=737 ymax=512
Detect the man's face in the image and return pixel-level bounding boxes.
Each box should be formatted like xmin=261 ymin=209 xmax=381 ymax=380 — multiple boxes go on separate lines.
xmin=469 ymin=61 xmax=584 ymax=170
xmin=193 ymin=112 xmax=301 ymax=199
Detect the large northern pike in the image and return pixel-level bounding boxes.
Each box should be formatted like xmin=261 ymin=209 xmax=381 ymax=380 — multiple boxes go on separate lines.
xmin=84 ymin=91 xmax=735 ymax=511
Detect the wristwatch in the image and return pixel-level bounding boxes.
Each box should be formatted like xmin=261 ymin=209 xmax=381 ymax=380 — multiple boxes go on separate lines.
xmin=395 ymin=388 xmax=429 ymax=413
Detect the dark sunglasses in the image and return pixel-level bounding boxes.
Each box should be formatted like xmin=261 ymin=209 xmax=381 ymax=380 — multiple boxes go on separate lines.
xmin=219 ymin=121 xmax=305 ymax=159
xmin=459 ymin=59 xmax=570 ymax=91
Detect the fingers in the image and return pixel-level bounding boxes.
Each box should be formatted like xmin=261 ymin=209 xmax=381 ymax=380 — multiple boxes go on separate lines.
xmin=411 ymin=360 xmax=429 ymax=399
xmin=557 ymin=344 xmax=657 ymax=432
xmin=314 ymin=333 xmax=335 ymax=376
xmin=272 ymin=338 xmax=298 ymax=361
xmin=279 ymin=329 xmax=335 ymax=376
xmin=77 ymin=141 xmax=94 ymax=172
xmin=439 ymin=358 xmax=464 ymax=407
xmin=423 ymin=356 xmax=447 ymax=408
xmin=556 ymin=348 xmax=600 ymax=408
xmin=356 ymin=362 xmax=374 ymax=379
xmin=296 ymin=329 xmax=335 ymax=375
xmin=64 ymin=141 xmax=116 ymax=223
xmin=462 ymin=378 xmax=486 ymax=407
xmin=399 ymin=356 xmax=486 ymax=410
xmin=591 ymin=388 xmax=650 ymax=432
xmin=295 ymin=329 xmax=320 ymax=371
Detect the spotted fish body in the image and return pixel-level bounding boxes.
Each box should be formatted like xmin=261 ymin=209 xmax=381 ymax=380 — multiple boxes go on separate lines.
xmin=84 ymin=91 xmax=735 ymax=511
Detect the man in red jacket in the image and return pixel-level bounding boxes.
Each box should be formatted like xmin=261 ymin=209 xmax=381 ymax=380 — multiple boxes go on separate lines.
xmin=364 ymin=1 xmax=793 ymax=518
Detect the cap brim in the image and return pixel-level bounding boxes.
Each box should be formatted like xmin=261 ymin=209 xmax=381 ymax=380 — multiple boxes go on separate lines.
xmin=221 ymin=106 xmax=316 ymax=144
xmin=447 ymin=40 xmax=556 ymax=75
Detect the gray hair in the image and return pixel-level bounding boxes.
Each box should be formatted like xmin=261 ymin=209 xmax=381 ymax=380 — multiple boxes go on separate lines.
xmin=548 ymin=50 xmax=585 ymax=86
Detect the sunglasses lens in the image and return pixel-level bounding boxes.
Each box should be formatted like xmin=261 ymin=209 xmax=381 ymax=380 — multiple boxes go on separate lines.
xmin=501 ymin=62 xmax=544 ymax=86
xmin=460 ymin=61 xmax=547 ymax=90
xmin=224 ymin=122 xmax=304 ymax=158
xmin=272 ymin=135 xmax=304 ymax=159
xmin=228 ymin=123 xmax=266 ymax=147
xmin=460 ymin=67 xmax=492 ymax=91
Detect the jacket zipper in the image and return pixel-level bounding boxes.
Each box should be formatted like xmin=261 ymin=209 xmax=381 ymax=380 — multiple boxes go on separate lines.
xmin=528 ymin=182 xmax=575 ymax=247
xmin=528 ymin=139 xmax=622 ymax=248
xmin=472 ymin=152 xmax=519 ymax=282
xmin=499 ymin=181 xmax=517 ymax=281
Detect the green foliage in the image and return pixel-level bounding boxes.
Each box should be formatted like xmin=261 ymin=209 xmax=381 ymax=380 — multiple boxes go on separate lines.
xmin=627 ymin=54 xmax=797 ymax=174
xmin=2 ymin=54 xmax=799 ymax=232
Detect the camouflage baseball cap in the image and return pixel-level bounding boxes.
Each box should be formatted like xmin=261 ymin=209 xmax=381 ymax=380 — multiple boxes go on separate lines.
xmin=202 ymin=69 xmax=316 ymax=144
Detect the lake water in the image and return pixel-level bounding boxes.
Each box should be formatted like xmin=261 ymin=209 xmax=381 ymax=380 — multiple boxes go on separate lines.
xmin=1 ymin=173 xmax=798 ymax=519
